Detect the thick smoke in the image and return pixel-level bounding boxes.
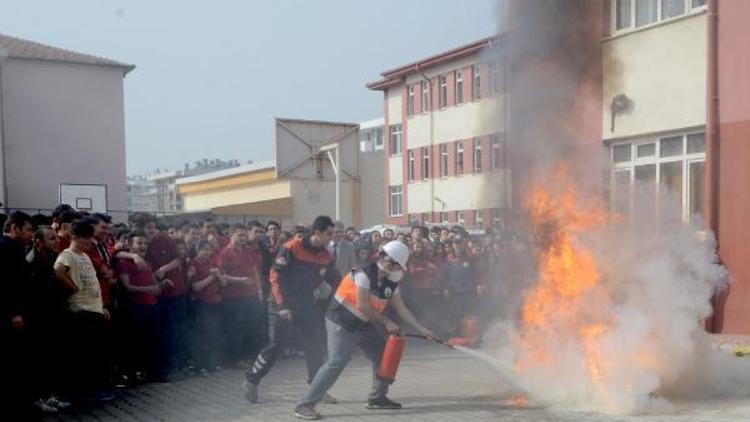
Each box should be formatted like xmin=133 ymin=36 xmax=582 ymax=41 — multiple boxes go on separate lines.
xmin=479 ymin=0 xmax=749 ymax=414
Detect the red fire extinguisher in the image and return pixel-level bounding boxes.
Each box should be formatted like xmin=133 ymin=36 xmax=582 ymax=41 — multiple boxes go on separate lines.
xmin=377 ymin=334 xmax=406 ymax=382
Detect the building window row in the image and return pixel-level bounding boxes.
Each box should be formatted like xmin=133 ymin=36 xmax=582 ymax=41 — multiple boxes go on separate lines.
xmin=389 ymin=185 xmax=403 ymax=216
xmin=405 ymin=60 xmax=506 ymax=117
xmin=408 ymin=208 xmax=506 ymax=228
xmin=404 ymin=134 xmax=505 ymax=182
xmin=613 ymin=0 xmax=707 ymax=33
xmin=390 ymin=124 xmax=402 ymax=156
xmin=611 ymin=131 xmax=706 ymax=223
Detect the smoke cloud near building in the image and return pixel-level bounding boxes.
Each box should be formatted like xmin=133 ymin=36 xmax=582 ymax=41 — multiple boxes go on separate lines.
xmin=479 ymin=0 xmax=750 ymax=414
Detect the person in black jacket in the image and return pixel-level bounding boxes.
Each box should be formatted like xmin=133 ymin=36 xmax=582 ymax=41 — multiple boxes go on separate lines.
xmin=0 ymin=211 xmax=35 ymax=417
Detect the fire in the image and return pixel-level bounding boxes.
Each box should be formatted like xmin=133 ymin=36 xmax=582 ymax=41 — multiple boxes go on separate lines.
xmin=514 ymin=166 xmax=621 ymax=409
xmin=504 ymin=395 xmax=529 ymax=408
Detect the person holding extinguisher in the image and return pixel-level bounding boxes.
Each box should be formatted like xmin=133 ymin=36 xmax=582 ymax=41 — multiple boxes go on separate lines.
xmin=293 ymin=241 xmax=436 ymax=420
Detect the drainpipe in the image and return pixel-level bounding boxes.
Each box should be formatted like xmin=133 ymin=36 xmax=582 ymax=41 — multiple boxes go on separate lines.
xmin=415 ymin=63 xmax=435 ymax=221
xmin=706 ymin=0 xmax=720 ymax=237
xmin=705 ymin=0 xmax=721 ymax=334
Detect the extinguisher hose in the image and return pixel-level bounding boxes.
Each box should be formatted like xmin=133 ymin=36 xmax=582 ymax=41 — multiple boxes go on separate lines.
xmin=402 ymin=332 xmax=454 ymax=349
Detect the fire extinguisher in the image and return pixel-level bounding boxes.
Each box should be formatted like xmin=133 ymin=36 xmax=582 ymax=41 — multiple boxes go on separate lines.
xmin=377 ymin=334 xmax=406 ymax=382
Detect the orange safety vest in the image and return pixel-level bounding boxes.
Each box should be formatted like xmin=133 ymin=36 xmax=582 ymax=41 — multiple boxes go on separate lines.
xmin=331 ymin=263 xmax=398 ymax=323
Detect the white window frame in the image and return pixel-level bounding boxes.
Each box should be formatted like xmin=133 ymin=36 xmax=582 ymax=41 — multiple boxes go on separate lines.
xmin=439 ymin=75 xmax=448 ymax=109
xmin=490 ymin=61 xmax=504 ymax=95
xmin=440 ymin=212 xmax=449 ymax=224
xmin=374 ymin=128 xmax=384 ymax=150
xmin=422 ymin=147 xmax=430 ymax=180
xmin=610 ymin=0 xmax=707 ymax=34
xmin=472 ymin=65 xmax=481 ymax=101
xmin=455 ymin=70 xmax=464 ymax=104
xmin=407 ymin=85 xmax=415 ymax=117
xmin=389 ymin=186 xmax=403 ymax=217
xmin=456 ymin=141 xmax=465 ymax=176
xmin=473 ymin=138 xmax=482 ymax=173
xmin=439 ymin=144 xmax=448 ymax=177
xmin=492 ymin=208 xmax=503 ymax=226
xmin=408 ymin=150 xmax=415 ymax=182
xmin=457 ymin=211 xmax=465 ymax=225
xmin=421 ymin=81 xmax=430 ymax=113
xmin=390 ymin=125 xmax=402 ymax=156
xmin=491 ymin=134 xmax=503 ymax=170
xmin=475 ymin=210 xmax=484 ymax=227
xmin=610 ymin=130 xmax=706 ymax=223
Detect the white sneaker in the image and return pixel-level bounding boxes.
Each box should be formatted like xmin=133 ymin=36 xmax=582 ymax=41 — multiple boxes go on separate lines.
xmin=46 ymin=395 xmax=72 ymax=409
xmin=33 ymin=399 xmax=58 ymax=413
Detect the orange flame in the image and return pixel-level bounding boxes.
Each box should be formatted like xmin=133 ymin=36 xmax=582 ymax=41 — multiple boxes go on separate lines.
xmin=515 ymin=166 xmax=617 ymax=404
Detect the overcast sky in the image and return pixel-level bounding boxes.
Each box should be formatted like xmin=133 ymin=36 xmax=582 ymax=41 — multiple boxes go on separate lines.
xmin=1 ymin=0 xmax=498 ymax=174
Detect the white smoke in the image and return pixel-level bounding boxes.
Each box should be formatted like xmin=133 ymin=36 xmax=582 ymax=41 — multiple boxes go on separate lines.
xmin=477 ymin=0 xmax=750 ymax=414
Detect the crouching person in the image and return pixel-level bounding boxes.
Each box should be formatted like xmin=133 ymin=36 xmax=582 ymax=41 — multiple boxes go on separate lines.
xmin=293 ymin=241 xmax=435 ymax=420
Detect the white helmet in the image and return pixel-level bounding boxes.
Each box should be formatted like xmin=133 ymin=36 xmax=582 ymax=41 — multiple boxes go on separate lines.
xmin=381 ymin=240 xmax=409 ymax=270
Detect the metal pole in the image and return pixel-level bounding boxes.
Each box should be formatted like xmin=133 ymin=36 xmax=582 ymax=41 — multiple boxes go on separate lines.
xmin=0 ymin=49 xmax=8 ymax=213
xmin=325 ymin=144 xmax=341 ymax=221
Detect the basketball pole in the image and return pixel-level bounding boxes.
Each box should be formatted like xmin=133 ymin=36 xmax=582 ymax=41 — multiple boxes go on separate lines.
xmin=321 ymin=142 xmax=341 ymax=221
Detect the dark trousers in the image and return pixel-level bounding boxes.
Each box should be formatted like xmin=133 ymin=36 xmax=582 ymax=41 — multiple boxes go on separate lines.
xmin=222 ymin=296 xmax=264 ymax=364
xmin=193 ymin=301 xmax=222 ymax=370
xmin=161 ymin=295 xmax=190 ymax=372
xmin=130 ymin=303 xmax=165 ymax=378
xmin=65 ymin=310 xmax=112 ymax=395
xmin=0 ymin=323 xmax=35 ymax=416
xmin=245 ymin=303 xmax=326 ymax=386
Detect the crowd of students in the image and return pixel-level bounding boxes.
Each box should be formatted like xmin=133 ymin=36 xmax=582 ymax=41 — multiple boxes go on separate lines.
xmin=0 ymin=205 xmax=531 ymax=418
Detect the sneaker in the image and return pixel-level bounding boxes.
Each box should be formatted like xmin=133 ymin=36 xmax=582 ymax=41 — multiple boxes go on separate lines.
xmin=243 ymin=380 xmax=259 ymax=404
xmin=45 ymin=396 xmax=72 ymax=410
xmin=366 ymin=397 xmax=402 ymax=410
xmin=33 ymin=399 xmax=58 ymax=414
xmin=320 ymin=392 xmax=338 ymax=404
xmin=293 ymin=404 xmax=321 ymax=420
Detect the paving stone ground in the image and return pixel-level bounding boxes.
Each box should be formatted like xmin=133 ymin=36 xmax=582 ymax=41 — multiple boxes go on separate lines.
xmin=44 ymin=343 xmax=750 ymax=422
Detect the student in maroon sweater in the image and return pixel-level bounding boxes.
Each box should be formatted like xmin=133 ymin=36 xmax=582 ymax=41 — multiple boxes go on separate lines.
xmin=189 ymin=240 xmax=223 ymax=375
xmin=117 ymin=231 xmax=172 ymax=382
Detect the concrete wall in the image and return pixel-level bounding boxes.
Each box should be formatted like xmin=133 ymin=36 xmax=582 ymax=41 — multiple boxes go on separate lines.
xmin=406 ymin=170 xmax=509 ymax=214
xmin=713 ymin=0 xmax=750 ymax=335
xmin=406 ymin=96 xmax=504 ymax=148
xmin=387 ymin=89 xmax=402 ymax=125
xmin=360 ymin=149 xmax=384 ymax=228
xmin=1 ymin=59 xmax=128 ymax=215
xmin=602 ymin=12 xmax=707 ymax=140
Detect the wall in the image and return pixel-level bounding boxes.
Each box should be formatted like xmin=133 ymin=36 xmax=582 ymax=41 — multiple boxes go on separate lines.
xmin=406 ymin=170 xmax=509 ymax=214
xmin=290 ymin=180 xmax=358 ymax=227
xmin=714 ymin=0 xmax=750 ymax=334
xmin=360 ymin=148 xmax=385 ymax=228
xmin=182 ymin=180 xmax=291 ymax=211
xmin=602 ymin=12 xmax=707 ymax=140
xmin=1 ymin=59 xmax=127 ymax=214
xmin=407 ymin=96 xmax=505 ymax=148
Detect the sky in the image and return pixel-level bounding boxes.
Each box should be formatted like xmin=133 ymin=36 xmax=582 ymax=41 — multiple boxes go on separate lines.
xmin=1 ymin=0 xmax=498 ymax=174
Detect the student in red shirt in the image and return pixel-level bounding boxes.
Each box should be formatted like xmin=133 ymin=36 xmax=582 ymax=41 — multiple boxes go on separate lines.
xmin=218 ymin=222 xmax=263 ymax=368
xmin=189 ymin=240 xmax=223 ymax=375
xmin=161 ymin=237 xmax=190 ymax=378
xmin=117 ymin=231 xmax=171 ymax=382
xmin=85 ymin=214 xmax=115 ymax=312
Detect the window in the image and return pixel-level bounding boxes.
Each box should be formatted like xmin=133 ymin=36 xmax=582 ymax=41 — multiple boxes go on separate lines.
xmin=475 ymin=210 xmax=484 ymax=227
xmin=439 ymin=144 xmax=448 ymax=177
xmin=407 ymin=85 xmax=415 ymax=117
xmin=490 ymin=61 xmax=504 ymax=95
xmin=616 ymin=0 xmax=632 ymax=30
xmin=473 ymin=138 xmax=482 ymax=173
xmin=373 ymin=128 xmax=384 ymax=150
xmin=492 ymin=208 xmax=503 ymax=226
xmin=389 ymin=186 xmax=403 ymax=216
xmin=438 ymin=75 xmax=448 ymax=108
xmin=456 ymin=141 xmax=465 ymax=175
xmin=472 ymin=65 xmax=481 ymax=100
xmin=440 ymin=212 xmax=449 ymax=223
xmin=613 ymin=0 xmax=698 ymax=32
xmin=610 ymin=132 xmax=706 ymax=223
xmin=455 ymin=70 xmax=464 ymax=104
xmin=421 ymin=81 xmax=430 ymax=112
xmin=422 ymin=147 xmax=430 ymax=179
xmin=457 ymin=211 xmax=465 ymax=225
xmin=408 ymin=150 xmax=415 ymax=182
xmin=491 ymin=134 xmax=503 ymax=170
xmin=662 ymin=0 xmax=685 ymax=19
xmin=390 ymin=125 xmax=402 ymax=155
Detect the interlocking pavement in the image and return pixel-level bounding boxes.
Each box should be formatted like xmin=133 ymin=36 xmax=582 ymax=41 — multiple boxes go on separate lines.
xmin=44 ymin=343 xmax=750 ymax=421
